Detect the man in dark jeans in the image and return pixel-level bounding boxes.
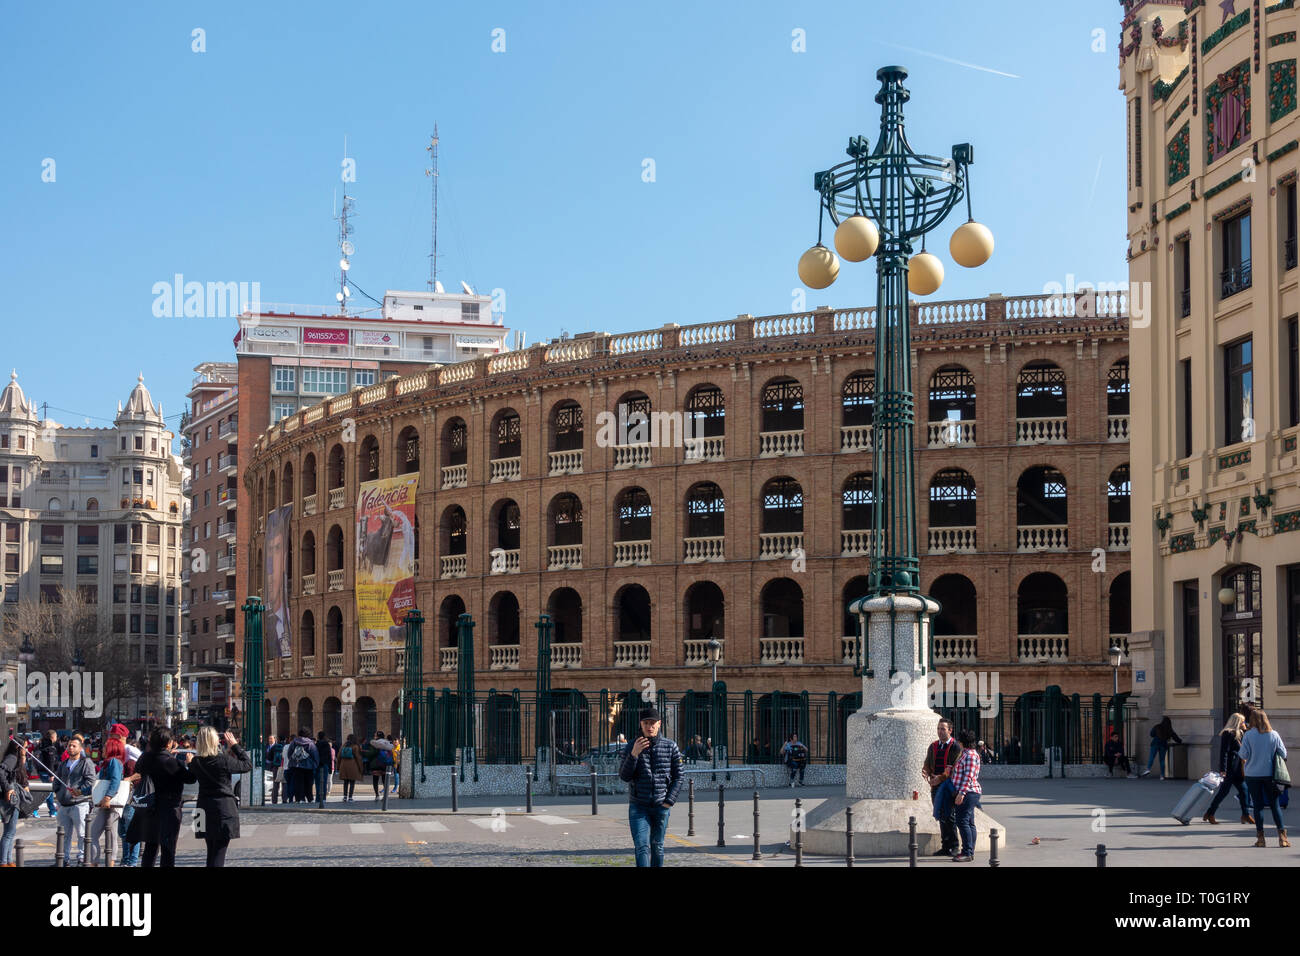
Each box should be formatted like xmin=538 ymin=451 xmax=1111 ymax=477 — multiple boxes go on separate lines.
xmin=618 ymin=707 xmax=684 ymax=867
xmin=922 ymin=718 xmax=962 ymax=857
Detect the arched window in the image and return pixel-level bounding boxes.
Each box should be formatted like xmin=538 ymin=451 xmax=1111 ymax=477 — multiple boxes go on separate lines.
xmin=686 ymin=483 xmax=724 ymax=539
xmin=929 ymin=469 xmax=976 ymax=526
xmin=85 ymin=498 xmax=98 ymax=512
xmin=1107 ymin=359 xmax=1130 ymax=416
xmin=841 ymin=473 xmax=875 ymax=556
xmin=614 ymin=487 xmax=651 ymax=542
xmin=1017 ymin=573 xmax=1068 ymax=634
xmin=760 ymin=579 xmax=804 ymax=638
xmin=440 ymin=595 xmax=467 ymax=649
xmin=359 ymin=435 xmax=380 ymax=482
xmin=841 ymin=372 xmax=874 ymax=452
xmin=1108 ymin=572 xmax=1131 ymax=636
xmin=327 ymin=444 xmax=345 ymax=490
xmin=686 ymin=385 xmax=725 ymax=437
xmin=489 ymin=592 xmax=521 ymax=652
xmin=686 ymin=581 xmax=725 ymax=642
xmin=442 ymin=418 xmax=467 ymax=467
xmin=614 ymin=392 xmax=651 ymax=445
xmin=326 ymin=525 xmax=344 ymax=572
xmin=492 ymin=409 xmax=521 ymax=460
xmin=932 ymin=574 xmax=977 ymax=636
xmin=1016 ymin=361 xmax=1068 ymax=422
xmin=281 ymin=463 xmax=294 ymax=505
xmin=326 ymin=606 xmax=344 ymax=654
xmin=443 ymin=506 xmax=467 ymax=556
xmin=301 ymin=610 xmax=316 ymax=657
xmin=551 ymin=401 xmax=583 ymax=451
xmin=301 ymin=530 xmax=316 ymax=577
xmin=492 ymin=499 xmax=521 ymax=554
xmin=760 ymin=477 xmax=803 ymax=534
xmin=302 ymin=453 xmax=318 ymax=497
xmin=1107 ymin=464 xmax=1131 ymax=523
xmin=1017 ymin=466 xmax=1068 ymax=527
xmin=928 ymin=365 xmax=976 ymax=446
xmin=548 ymin=588 xmax=583 ymax=646
xmin=47 ymin=497 xmax=62 ymax=512
xmin=615 ymin=584 xmax=652 ymax=644
xmin=842 ymin=576 xmax=872 ymax=644
xmin=549 ymin=494 xmax=583 ymax=546
xmin=268 ymin=470 xmax=277 ymax=511
xmin=398 ymin=425 xmax=420 ymax=474
xmin=760 ymin=378 xmax=804 ymax=433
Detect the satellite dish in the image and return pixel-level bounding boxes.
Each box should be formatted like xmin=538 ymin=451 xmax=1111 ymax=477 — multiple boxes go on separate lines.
xmin=434 ymin=281 xmax=445 ymax=294
xmin=460 ymin=281 xmax=474 ymax=295
xmin=341 ymin=240 xmax=355 ymax=256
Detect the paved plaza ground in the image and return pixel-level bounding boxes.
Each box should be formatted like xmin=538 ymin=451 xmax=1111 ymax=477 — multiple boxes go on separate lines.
xmin=16 ymin=775 xmax=1294 ymax=866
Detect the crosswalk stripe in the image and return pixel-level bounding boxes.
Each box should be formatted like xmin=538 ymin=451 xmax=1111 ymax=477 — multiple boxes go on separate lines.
xmin=410 ymin=821 xmax=449 ymax=832
xmin=241 ymin=825 xmax=258 ymax=836
xmin=469 ymin=816 xmax=512 ymax=830
xmin=350 ymin=823 xmax=384 ymax=834
xmin=528 ymin=815 xmax=576 ymax=825
xmin=285 ymin=824 xmax=320 ymax=836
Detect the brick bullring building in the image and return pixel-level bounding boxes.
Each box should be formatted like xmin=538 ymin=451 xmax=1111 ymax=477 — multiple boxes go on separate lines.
xmin=244 ymin=292 xmax=1133 ymax=741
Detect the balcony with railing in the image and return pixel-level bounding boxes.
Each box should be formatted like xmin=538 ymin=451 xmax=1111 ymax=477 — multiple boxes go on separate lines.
xmin=301 ymin=573 xmax=316 ymax=595
xmin=840 ymin=635 xmax=860 ymax=665
xmin=684 ymin=639 xmax=723 ymax=667
xmin=613 ymin=540 xmax=651 ymax=566
xmin=218 ymin=453 xmax=238 ymax=474
xmin=218 ymin=487 xmax=237 ymax=507
xmin=683 ymin=436 xmax=724 ymax=462
xmin=327 ymin=487 xmax=345 ymax=510
xmin=301 ymin=655 xmax=316 ymax=678
xmin=489 ymin=644 xmax=520 ymax=670
xmin=1107 ymin=523 xmax=1131 ymax=550
xmin=441 ymin=554 xmax=467 ymax=578
xmin=839 ymin=424 xmax=872 ymax=453
xmin=327 ymin=653 xmax=343 ymax=675
xmin=217 ymin=420 xmax=237 ymax=439
xmin=1109 ymin=634 xmax=1131 ymax=657
xmin=758 ymin=532 xmax=803 ymax=559
xmin=358 ymin=650 xmax=378 ymax=675
xmin=552 ymin=643 xmax=582 ymax=668
xmin=1017 ymin=525 xmax=1068 ymax=551
xmin=759 ymin=637 xmax=804 ymax=665
xmin=1220 ymin=261 xmax=1252 ymax=299
xmin=302 ymin=493 xmax=317 ymax=517
xmin=683 ymin=536 xmax=724 ymax=563
xmin=613 ymin=641 xmax=651 ymax=667
xmin=216 ymin=552 xmax=236 ymax=571
xmin=216 ymin=520 xmax=236 ymax=540
xmin=933 ymin=636 xmax=978 ymax=664
xmin=547 ymin=544 xmax=583 ymax=570
xmin=613 ymin=443 xmax=652 ymax=469
xmin=489 ymin=457 xmax=521 ymax=482
xmin=441 ymin=464 xmax=467 ymax=489
xmin=927 ymin=526 xmax=976 ymax=554
xmin=216 ymin=622 xmax=234 ymax=638
xmin=840 ymin=529 xmax=875 ymax=556
xmin=548 ymin=450 xmax=583 ymax=476
xmin=213 ymin=589 xmax=235 ymax=606
xmin=327 ymin=569 xmax=345 ymax=591
xmin=490 ymin=548 xmax=520 ymax=574
xmin=1015 ymin=417 xmax=1067 ymax=443
xmin=927 ymin=420 xmax=976 ymax=448
xmin=280 ymin=658 xmax=292 ymax=679
xmin=1017 ymin=635 xmax=1069 ymax=662
xmin=1106 ymin=415 xmax=1129 ymax=441
xmin=440 ymin=647 xmax=458 ymax=671
xmin=758 ymin=430 xmax=804 ymax=457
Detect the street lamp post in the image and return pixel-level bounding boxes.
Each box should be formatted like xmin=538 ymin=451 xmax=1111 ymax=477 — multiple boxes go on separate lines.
xmin=706 ymin=638 xmax=722 ymax=771
xmin=1108 ymin=643 xmax=1124 ymax=699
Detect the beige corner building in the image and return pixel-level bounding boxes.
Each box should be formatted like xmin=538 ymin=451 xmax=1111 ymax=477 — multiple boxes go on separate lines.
xmin=1122 ymin=0 xmax=1300 ymax=771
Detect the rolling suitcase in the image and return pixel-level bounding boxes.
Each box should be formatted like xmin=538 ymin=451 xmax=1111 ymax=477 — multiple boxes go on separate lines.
xmin=1171 ymin=772 xmax=1221 ymax=825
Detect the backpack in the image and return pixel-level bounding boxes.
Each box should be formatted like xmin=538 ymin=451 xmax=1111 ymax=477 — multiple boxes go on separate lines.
xmin=340 ymin=746 xmax=354 ymax=760
xmin=375 ymin=747 xmax=394 ymax=768
xmin=289 ymin=743 xmax=315 ymax=769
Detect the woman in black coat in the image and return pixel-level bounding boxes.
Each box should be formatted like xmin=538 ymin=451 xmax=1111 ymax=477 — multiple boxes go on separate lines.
xmin=1203 ymin=712 xmax=1254 ymax=825
xmin=190 ymin=727 xmax=252 ymax=867
xmin=127 ymin=728 xmax=195 ymax=868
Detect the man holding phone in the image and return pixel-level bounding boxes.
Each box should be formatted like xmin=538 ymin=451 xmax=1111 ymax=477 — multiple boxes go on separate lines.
xmin=618 ymin=706 xmax=684 ymax=867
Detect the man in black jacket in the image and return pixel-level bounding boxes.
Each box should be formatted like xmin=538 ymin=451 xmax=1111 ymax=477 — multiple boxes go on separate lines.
xmin=618 ymin=707 xmax=683 ymax=867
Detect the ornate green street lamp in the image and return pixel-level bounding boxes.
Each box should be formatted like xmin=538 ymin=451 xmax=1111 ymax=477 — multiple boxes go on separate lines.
xmin=799 ymin=66 xmax=993 ymax=606
xmin=402 ymin=608 xmax=425 ymax=782
xmin=240 ymin=596 xmax=266 ymax=805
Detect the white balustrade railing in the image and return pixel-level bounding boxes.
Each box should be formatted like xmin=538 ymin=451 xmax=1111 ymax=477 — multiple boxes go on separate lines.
xmin=1015 ymin=417 xmax=1067 ymax=443
xmin=1017 ymin=635 xmax=1069 ymax=662
xmin=840 ymin=635 xmax=861 ymax=665
xmin=613 ymin=443 xmax=652 ymax=469
xmin=759 ymin=637 xmax=804 ymax=665
xmin=358 ymin=651 xmax=378 ymax=675
xmin=441 ymin=553 xmax=468 ymax=578
xmin=280 ymin=659 xmax=292 ymax=679
xmin=684 ymin=639 xmax=723 ymax=666
xmin=327 ymin=568 xmax=345 ymax=590
xmin=927 ymin=420 xmax=976 ymax=448
xmin=683 ymin=536 xmax=725 ymax=563
xmin=548 ymin=449 xmax=583 ymax=475
xmin=753 ymin=313 xmax=813 ymax=337
xmin=490 ymin=456 xmax=521 ymax=482
xmin=839 ymin=424 xmax=873 ymax=453
xmin=613 ymin=540 xmax=651 ymax=566
xmin=928 ymin=526 xmax=977 ymax=553
xmin=547 ymin=544 xmax=583 ymax=570
xmin=552 ymin=642 xmax=583 ymax=668
xmin=1017 ymin=525 xmax=1068 ymax=551
xmin=679 ymin=321 xmax=735 ymax=345
xmin=302 ymin=493 xmax=317 ymax=516
xmin=489 ymin=644 xmax=521 ymax=670
xmin=840 ymin=529 xmax=875 ymax=556
xmin=609 ymin=330 xmax=662 ymax=355
xmin=758 ymin=532 xmax=803 ymax=559
xmin=614 ymin=641 xmax=651 ymax=667
xmin=683 ymin=436 xmax=725 ymax=461
xmin=758 ymin=430 xmax=804 ymax=457
xmin=1107 ymin=523 xmax=1131 ymax=550
xmin=439 ymin=647 xmax=458 ymax=671
xmin=301 ymin=573 xmax=316 ymax=595
xmin=1107 ymin=415 xmax=1130 ymax=441
xmin=328 ymin=487 xmax=345 ymax=510
xmin=442 ymin=464 xmax=468 ymax=489
xmin=301 ymin=657 xmax=316 ymax=678
xmin=933 ymin=636 xmax=978 ymax=664
xmin=490 ymin=548 xmax=520 ymax=574
xmin=394 ymin=649 xmax=406 ymax=673
xmin=327 ymin=653 xmax=343 ymax=675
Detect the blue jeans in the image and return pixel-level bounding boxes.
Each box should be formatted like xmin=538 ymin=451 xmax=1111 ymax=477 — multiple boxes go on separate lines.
xmin=39 ymin=772 xmax=56 ymax=814
xmin=1147 ymin=739 xmax=1168 ymax=774
xmin=118 ymin=805 xmax=140 ymax=866
xmin=628 ymin=802 xmax=670 ymax=867
xmin=0 ymin=811 xmax=17 ymax=864
xmin=315 ymin=767 xmax=330 ymax=804
xmin=954 ymin=792 xmax=981 ymax=857
xmin=1245 ymin=777 xmax=1285 ymax=834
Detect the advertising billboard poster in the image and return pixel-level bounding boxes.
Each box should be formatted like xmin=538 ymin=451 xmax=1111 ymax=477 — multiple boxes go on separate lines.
xmin=356 ymin=474 xmax=419 ymax=650
xmin=265 ymin=504 xmax=293 ymax=657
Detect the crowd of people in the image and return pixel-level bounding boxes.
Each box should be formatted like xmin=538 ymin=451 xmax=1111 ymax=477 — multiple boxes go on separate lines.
xmin=263 ymin=729 xmax=398 ymax=804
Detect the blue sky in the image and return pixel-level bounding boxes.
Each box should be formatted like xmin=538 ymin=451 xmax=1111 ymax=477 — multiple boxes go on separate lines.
xmin=0 ymin=1 xmax=1127 ymax=436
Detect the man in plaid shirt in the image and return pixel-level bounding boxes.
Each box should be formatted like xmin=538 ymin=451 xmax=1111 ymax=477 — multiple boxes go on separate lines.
xmin=950 ymin=728 xmax=983 ymax=862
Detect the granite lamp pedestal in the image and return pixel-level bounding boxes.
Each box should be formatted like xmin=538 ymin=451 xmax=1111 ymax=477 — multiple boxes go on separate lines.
xmin=799 ymin=595 xmax=1006 ymax=857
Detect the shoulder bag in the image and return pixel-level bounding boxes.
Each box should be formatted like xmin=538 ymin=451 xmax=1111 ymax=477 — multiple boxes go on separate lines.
xmin=1273 ymin=741 xmax=1291 ymax=789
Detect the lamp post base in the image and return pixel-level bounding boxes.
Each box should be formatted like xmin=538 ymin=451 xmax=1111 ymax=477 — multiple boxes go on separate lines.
xmin=799 ymin=796 xmax=1004 ymax=857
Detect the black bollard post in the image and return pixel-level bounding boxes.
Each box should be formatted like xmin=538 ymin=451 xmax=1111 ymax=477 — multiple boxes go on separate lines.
xmin=687 ymin=779 xmax=695 ymax=837
xmin=845 ymin=805 xmax=854 ymax=867
xmin=1096 ymin=843 xmax=1107 ymax=867
xmin=105 ymin=820 xmax=115 ymax=868
xmin=14 ymin=839 xmax=23 ymax=868
xmin=794 ymin=797 xmax=803 ymax=867
xmin=451 ymin=769 xmax=458 ymax=812
xmin=717 ymin=785 xmax=726 ymax=848
xmin=381 ymin=768 xmax=389 ymax=812
xmin=908 ymin=815 xmax=918 ymax=867
xmin=84 ymin=812 xmax=94 ymax=867
xmin=989 ymin=828 xmax=1001 ymax=868
xmin=55 ymin=826 xmax=64 ymax=868
xmin=590 ymin=770 xmax=598 ymax=816
xmin=752 ymin=791 xmax=762 ymax=861
xmin=525 ymin=769 xmax=533 ymax=814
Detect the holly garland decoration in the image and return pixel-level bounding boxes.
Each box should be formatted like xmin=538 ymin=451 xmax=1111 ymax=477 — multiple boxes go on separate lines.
xmin=1270 ymin=59 xmax=1297 ymax=122
xmin=1168 ymin=122 xmax=1192 ymax=184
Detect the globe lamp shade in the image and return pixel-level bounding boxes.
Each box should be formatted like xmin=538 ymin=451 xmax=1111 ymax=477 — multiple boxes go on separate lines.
xmin=833 ymin=215 xmax=879 ymax=262
xmin=907 ymin=252 xmax=944 ymax=295
xmin=798 ymin=244 xmax=840 ymax=289
xmin=949 ymin=220 xmax=994 ymax=268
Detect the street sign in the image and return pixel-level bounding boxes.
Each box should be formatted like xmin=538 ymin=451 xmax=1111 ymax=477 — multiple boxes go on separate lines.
xmin=1135 ymin=670 xmax=1146 ymax=683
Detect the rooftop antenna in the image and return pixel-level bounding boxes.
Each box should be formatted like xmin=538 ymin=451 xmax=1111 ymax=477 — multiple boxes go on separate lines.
xmin=425 ymin=125 xmax=440 ymax=291
xmin=336 ymin=136 xmax=356 ymax=315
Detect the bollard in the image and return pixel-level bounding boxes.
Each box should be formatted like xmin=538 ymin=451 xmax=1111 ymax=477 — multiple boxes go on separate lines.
xmin=717 ymin=785 xmax=726 ymax=848
xmin=525 ymin=769 xmax=533 ymax=814
xmin=590 ymin=770 xmax=598 ymax=816
xmin=687 ymin=779 xmax=695 ymax=836
xmin=381 ymin=768 xmax=389 ymax=812
xmin=1096 ymin=843 xmax=1107 ymax=867
xmin=845 ymin=805 xmax=854 ymax=867
xmin=989 ymin=828 xmax=1000 ymax=868
xmin=794 ymin=797 xmax=803 ymax=867
xmin=55 ymin=825 xmax=64 ymax=868
xmin=84 ymin=812 xmax=94 ymax=867
xmin=451 ymin=769 xmax=458 ymax=812
xmin=752 ymin=791 xmax=762 ymax=861
xmin=908 ymin=815 xmax=918 ymax=867
xmin=105 ymin=819 xmax=115 ymax=868
xmin=14 ymin=839 xmax=23 ymax=868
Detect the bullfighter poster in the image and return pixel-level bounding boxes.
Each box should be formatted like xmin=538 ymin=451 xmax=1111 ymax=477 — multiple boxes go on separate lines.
xmin=356 ymin=474 xmax=419 ymax=650
xmin=265 ymin=504 xmax=293 ymax=657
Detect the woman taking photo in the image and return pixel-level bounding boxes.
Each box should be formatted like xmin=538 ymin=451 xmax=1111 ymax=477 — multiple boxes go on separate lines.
xmin=1238 ymin=709 xmax=1289 ymax=847
xmin=337 ymin=734 xmax=364 ymax=803
xmin=0 ymin=739 xmax=30 ymax=866
xmin=190 ymin=727 xmax=252 ymax=867
xmin=128 ymin=728 xmax=195 ymax=868
xmin=1203 ymin=712 xmax=1253 ymax=825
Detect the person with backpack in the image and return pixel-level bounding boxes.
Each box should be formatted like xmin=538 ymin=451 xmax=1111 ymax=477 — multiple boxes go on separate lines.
xmin=782 ymin=734 xmax=809 ymax=787
xmin=337 ymin=734 xmax=364 ymax=802
xmin=0 ymin=738 xmax=33 ymax=866
xmin=314 ymin=731 xmax=334 ymax=808
xmin=285 ymin=730 xmax=319 ymax=804
xmin=54 ymin=734 xmax=97 ymax=866
xmin=1238 ymin=709 xmax=1289 ymax=848
xmin=367 ymin=731 xmax=394 ymax=800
